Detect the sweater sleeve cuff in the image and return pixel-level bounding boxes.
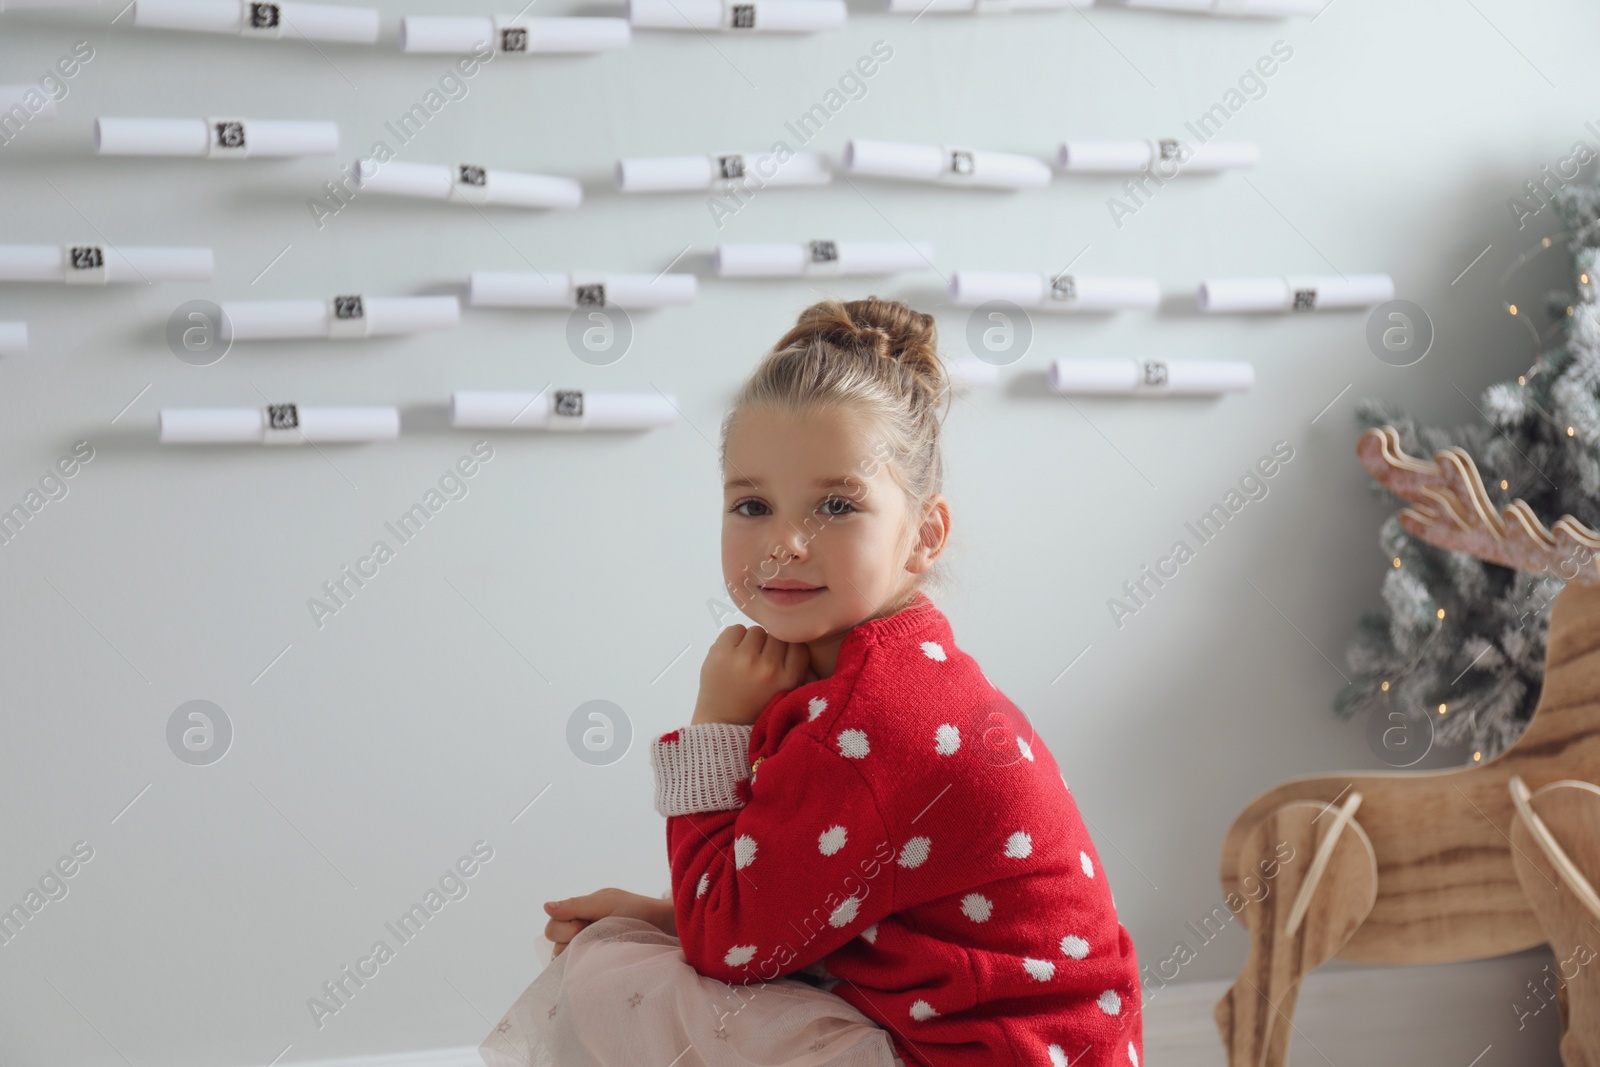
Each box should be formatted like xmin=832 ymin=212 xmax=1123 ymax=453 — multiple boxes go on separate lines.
xmin=650 ymin=723 xmax=753 ymax=817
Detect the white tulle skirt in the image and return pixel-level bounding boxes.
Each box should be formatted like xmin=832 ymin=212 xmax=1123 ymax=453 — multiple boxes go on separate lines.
xmin=480 ymin=916 xmax=908 ymax=1067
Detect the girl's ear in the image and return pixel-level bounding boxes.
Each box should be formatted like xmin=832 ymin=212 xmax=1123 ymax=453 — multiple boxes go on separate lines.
xmin=906 ymin=494 xmax=951 ymax=573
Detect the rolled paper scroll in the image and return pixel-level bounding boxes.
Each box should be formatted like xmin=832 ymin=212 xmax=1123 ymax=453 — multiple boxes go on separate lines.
xmin=1057 ymin=138 xmax=1258 ymax=173
xmin=948 ymin=271 xmax=1158 ymax=312
xmin=1125 ymin=0 xmax=1323 ymax=14
xmin=944 ymin=358 xmax=998 ymax=392
xmin=0 ymin=244 xmax=213 ymax=283
xmin=219 ymin=295 xmax=460 ymax=340
xmin=885 ymin=0 xmax=1085 ymax=12
xmin=469 ymin=272 xmax=697 ymax=309
xmin=159 ymin=404 xmax=400 ymax=444
xmin=0 ymin=323 xmax=26 ymax=355
xmin=399 ymin=15 xmax=629 ymax=53
xmin=0 ymin=0 xmax=100 ymax=8
xmin=132 ymin=0 xmax=381 ymax=43
xmin=628 ymin=0 xmax=845 ymax=32
xmin=1049 ymin=358 xmax=1254 ymax=396
xmin=95 ymin=116 xmax=338 ymax=157
xmin=842 ymin=139 xmax=1051 ymax=190
xmin=1197 ymin=274 xmax=1393 ymax=313
xmin=0 ymin=85 xmax=58 ymax=120
xmin=714 ymin=240 xmax=935 ymax=277
xmin=615 ymin=151 xmax=831 ymax=192
xmin=353 ymin=160 xmax=582 ymax=210
xmin=451 ymin=389 xmax=677 ymax=431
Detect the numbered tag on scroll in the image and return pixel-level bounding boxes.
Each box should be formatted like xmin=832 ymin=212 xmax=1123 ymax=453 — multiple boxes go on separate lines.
xmin=1292 ymin=287 xmax=1317 ymax=311
xmin=241 ymin=0 xmax=284 ymax=37
xmin=803 ymin=239 xmax=842 ymax=277
xmin=574 ymin=282 xmax=607 ymax=308
xmin=550 ymin=389 xmax=586 ymax=431
xmin=493 ymin=16 xmax=531 ymax=51
xmin=728 ymin=3 xmax=756 ymax=28
xmin=328 ymin=294 xmax=369 ymax=338
xmin=450 ymin=164 xmax=491 ymax=205
xmin=207 ymin=118 xmax=249 ymax=158
xmin=947 ymin=148 xmax=975 ymax=177
xmin=263 ymin=402 xmax=302 ymax=445
xmin=715 ymin=154 xmax=747 ymax=186
xmin=1048 ymin=274 xmax=1077 ymax=303
xmin=64 ymin=245 xmax=108 ymax=285
xmin=1141 ymin=360 xmax=1169 ymax=388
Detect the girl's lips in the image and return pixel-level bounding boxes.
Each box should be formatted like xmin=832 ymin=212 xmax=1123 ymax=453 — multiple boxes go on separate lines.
xmin=760 ymin=586 xmax=825 ymax=606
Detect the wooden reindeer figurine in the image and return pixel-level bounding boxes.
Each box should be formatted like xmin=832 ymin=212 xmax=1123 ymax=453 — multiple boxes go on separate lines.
xmin=1215 ymin=426 xmax=1600 ymax=1067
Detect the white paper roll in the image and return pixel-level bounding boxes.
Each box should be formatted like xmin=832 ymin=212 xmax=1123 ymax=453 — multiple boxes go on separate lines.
xmin=0 ymin=322 xmax=26 ymax=355
xmin=615 ymin=151 xmax=832 ymax=192
xmin=451 ymin=390 xmax=678 ymax=431
xmin=1125 ymin=0 xmax=1323 ymax=14
xmin=469 ymin=272 xmax=697 ymax=309
xmin=353 ymin=159 xmax=581 ymax=209
xmin=948 ymin=271 xmax=1159 ymax=311
xmin=1196 ymin=274 xmax=1393 ymax=313
xmin=843 ymin=139 xmax=1051 ymax=189
xmin=399 ymin=15 xmax=629 ymax=53
xmin=0 ymin=244 xmax=213 ymax=284
xmin=160 ymin=404 xmax=400 ymax=444
xmin=884 ymin=0 xmax=1084 ymax=12
xmin=220 ymin=295 xmax=460 ymax=339
xmin=94 ymin=117 xmax=338 ymax=157
xmin=1048 ymin=358 xmax=1254 ymax=396
xmin=944 ymin=358 xmax=998 ymax=392
xmin=0 ymin=85 xmax=58 ymax=120
xmin=1057 ymin=138 xmax=1258 ymax=173
xmin=133 ymin=0 xmax=380 ymax=43
xmin=714 ymin=240 xmax=935 ymax=277
xmin=628 ymin=0 xmax=845 ymax=31
xmin=0 ymin=0 xmax=101 ymax=8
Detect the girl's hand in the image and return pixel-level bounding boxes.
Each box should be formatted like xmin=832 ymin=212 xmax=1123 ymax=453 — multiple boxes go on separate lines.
xmin=690 ymin=625 xmax=812 ymax=727
xmin=542 ymin=888 xmax=676 ymax=959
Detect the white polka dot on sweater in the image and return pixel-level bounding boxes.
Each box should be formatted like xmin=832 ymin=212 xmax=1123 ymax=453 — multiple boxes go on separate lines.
xmin=808 ymin=697 xmax=828 ymax=721
xmin=898 ymin=836 xmax=931 ymax=868
xmin=1061 ymin=935 xmax=1089 ymax=959
xmin=1023 ymin=957 xmax=1055 ymax=982
xmin=1098 ymin=989 xmax=1121 ymax=1015
xmin=1004 ymin=831 xmax=1032 ymax=859
xmin=829 ymin=895 xmax=861 ymax=927
xmin=836 ymin=728 xmax=870 ymax=759
xmin=921 ymin=641 xmax=946 ymax=662
xmin=733 ymin=835 xmax=757 ymax=869
xmin=1080 ymin=851 xmax=1095 ymax=878
xmin=860 ymin=922 xmax=878 ymax=944
xmin=934 ymin=723 xmax=961 ymax=756
xmin=1017 ymin=736 xmax=1034 ymax=761
xmin=696 ymin=872 xmax=710 ymax=898
xmin=818 ymin=825 xmax=848 ymax=856
xmin=1128 ymin=1041 xmax=1139 ymax=1066
xmin=961 ymin=893 xmax=993 ymax=922
xmin=724 ymin=945 xmax=756 ymax=967
xmin=909 ymin=999 xmax=939 ymax=1021
xmin=1047 ymin=1046 xmax=1069 ymax=1067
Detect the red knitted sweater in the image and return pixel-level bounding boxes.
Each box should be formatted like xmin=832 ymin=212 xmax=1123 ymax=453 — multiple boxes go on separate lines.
xmin=649 ymin=592 xmax=1144 ymax=1067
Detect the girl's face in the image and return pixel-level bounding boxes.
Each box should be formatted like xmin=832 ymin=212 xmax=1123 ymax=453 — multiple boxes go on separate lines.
xmin=721 ymin=405 xmax=946 ymax=647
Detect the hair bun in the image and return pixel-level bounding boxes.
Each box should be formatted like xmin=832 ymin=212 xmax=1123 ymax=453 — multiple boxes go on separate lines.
xmin=774 ymin=296 xmax=946 ymax=404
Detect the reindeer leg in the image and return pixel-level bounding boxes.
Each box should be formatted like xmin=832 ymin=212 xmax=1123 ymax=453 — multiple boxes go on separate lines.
xmin=1215 ymin=795 xmax=1378 ymax=1067
xmin=1509 ymin=776 xmax=1600 ymax=1067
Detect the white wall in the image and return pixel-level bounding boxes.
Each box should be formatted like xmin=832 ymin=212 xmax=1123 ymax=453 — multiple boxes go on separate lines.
xmin=0 ymin=0 xmax=1592 ymax=1064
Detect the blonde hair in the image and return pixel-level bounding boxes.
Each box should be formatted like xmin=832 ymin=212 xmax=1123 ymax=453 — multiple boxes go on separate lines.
xmin=720 ymin=296 xmax=956 ymax=600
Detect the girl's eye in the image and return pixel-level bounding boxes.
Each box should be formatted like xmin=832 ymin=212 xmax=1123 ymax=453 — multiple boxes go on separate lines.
xmin=821 ymin=496 xmax=856 ymax=517
xmin=730 ymin=499 xmax=770 ymax=517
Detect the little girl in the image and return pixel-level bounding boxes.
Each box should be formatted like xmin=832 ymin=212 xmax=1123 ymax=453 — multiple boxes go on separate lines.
xmin=481 ymin=297 xmax=1143 ymax=1067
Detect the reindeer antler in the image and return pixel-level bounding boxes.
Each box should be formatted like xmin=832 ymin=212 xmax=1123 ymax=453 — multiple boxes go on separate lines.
xmin=1356 ymin=426 xmax=1600 ymax=585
